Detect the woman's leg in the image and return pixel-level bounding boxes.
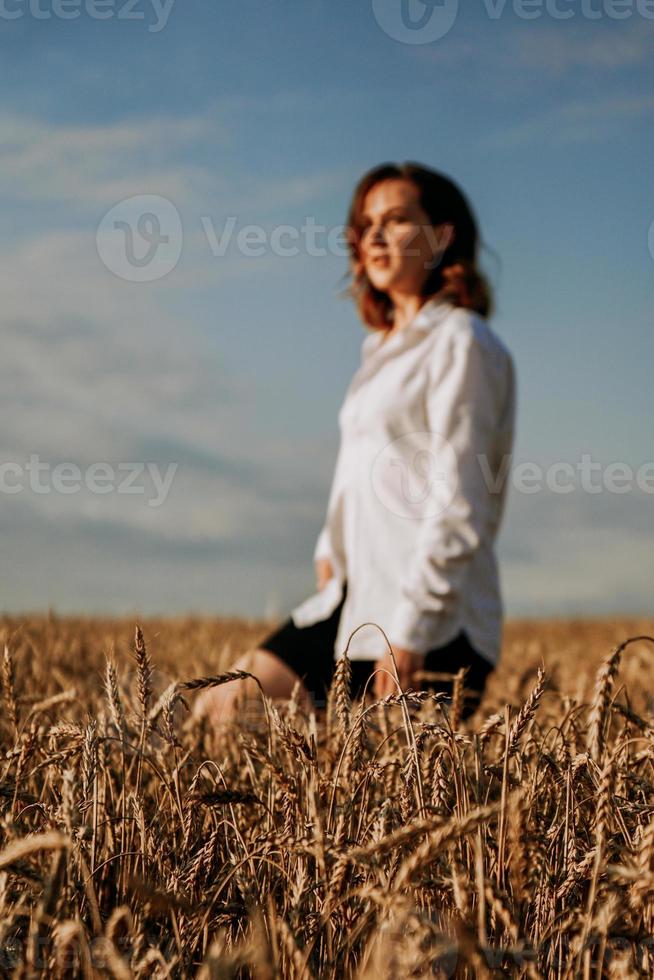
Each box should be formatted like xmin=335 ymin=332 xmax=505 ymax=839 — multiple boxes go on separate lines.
xmin=191 ymin=647 xmax=312 ymax=728
xmin=193 ymin=586 xmax=346 ymax=730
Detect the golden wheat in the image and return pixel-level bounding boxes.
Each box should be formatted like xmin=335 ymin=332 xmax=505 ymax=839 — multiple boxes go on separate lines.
xmin=0 ymin=613 xmax=653 ymax=977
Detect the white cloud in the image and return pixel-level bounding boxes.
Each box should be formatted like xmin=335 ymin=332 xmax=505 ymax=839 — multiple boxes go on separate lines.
xmin=0 ymin=222 xmax=328 ymax=570
xmin=482 ymin=93 xmax=654 ymax=148
xmin=0 ymin=108 xmax=348 ymax=218
xmin=514 ymin=21 xmax=654 ymax=74
xmin=0 ymin=113 xmax=219 ymax=207
xmin=500 ymin=486 xmax=654 ymax=615
xmin=415 ymin=19 xmax=653 ymax=76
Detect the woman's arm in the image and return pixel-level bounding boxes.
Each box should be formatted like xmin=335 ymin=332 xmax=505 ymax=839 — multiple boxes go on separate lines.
xmin=386 ymin=322 xmax=516 ymax=657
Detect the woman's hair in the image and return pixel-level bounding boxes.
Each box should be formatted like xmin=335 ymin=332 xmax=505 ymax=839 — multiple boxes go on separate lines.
xmin=345 ymin=161 xmax=493 ymax=329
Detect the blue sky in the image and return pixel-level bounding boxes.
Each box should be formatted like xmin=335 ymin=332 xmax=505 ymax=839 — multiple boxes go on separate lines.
xmin=1 ymin=1 xmax=653 ymax=619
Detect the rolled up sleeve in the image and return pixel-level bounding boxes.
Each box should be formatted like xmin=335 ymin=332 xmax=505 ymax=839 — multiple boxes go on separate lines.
xmin=387 ymin=328 xmax=514 ymax=655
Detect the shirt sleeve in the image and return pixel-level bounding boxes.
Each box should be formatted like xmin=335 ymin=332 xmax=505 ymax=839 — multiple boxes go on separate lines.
xmin=314 ymin=336 xmax=371 ymax=578
xmin=312 ymin=433 xmax=348 ymax=580
xmin=387 ymin=325 xmax=515 ymax=655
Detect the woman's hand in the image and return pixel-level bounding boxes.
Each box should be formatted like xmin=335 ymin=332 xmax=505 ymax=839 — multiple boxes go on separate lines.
xmin=315 ymin=557 xmax=334 ymax=591
xmin=374 ymin=646 xmax=424 ymax=698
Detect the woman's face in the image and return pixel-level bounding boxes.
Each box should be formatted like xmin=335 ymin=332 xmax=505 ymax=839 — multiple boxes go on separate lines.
xmin=357 ymin=179 xmax=453 ymax=297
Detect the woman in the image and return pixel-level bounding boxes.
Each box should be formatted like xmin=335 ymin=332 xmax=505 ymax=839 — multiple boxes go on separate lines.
xmin=194 ymin=162 xmax=516 ymax=726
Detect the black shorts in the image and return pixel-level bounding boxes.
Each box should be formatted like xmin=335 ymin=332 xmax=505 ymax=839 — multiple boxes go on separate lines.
xmin=259 ymin=580 xmax=494 ymax=715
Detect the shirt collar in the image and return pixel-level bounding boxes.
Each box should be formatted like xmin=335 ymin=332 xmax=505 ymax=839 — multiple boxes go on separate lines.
xmin=362 ymin=296 xmax=454 ymax=360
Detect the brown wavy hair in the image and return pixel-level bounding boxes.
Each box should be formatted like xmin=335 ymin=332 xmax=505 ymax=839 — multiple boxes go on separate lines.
xmin=345 ymin=162 xmax=493 ymax=329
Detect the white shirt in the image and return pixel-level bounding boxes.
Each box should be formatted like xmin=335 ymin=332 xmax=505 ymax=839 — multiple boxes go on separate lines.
xmin=291 ymin=296 xmax=516 ymax=664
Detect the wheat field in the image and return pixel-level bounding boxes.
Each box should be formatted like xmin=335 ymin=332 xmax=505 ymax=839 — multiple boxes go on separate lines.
xmin=1 ymin=612 xmax=654 ymax=978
